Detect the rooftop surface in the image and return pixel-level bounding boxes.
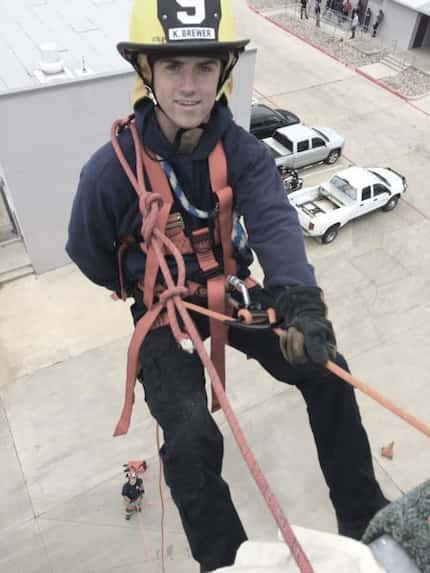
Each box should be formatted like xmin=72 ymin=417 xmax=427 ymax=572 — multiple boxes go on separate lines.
xmin=393 ymin=0 xmax=430 ymax=16
xmin=0 ymin=0 xmax=133 ymax=95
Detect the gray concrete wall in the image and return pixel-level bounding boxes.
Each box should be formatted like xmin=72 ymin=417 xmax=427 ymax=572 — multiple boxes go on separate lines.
xmin=0 ymin=49 xmax=256 ymax=274
xmin=370 ymin=0 xmax=420 ymax=50
xmin=0 ymin=73 xmax=136 ymax=273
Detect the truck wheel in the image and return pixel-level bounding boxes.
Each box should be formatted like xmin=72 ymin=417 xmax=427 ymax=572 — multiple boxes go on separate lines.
xmin=382 ymin=195 xmax=400 ymax=212
xmin=325 ymin=149 xmax=340 ymax=164
xmin=321 ymin=225 xmax=339 ymax=244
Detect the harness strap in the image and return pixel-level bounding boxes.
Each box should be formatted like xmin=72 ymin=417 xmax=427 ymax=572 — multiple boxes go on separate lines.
xmin=137 ymin=130 xmax=173 ymax=310
xmin=207 ymin=142 xmax=238 ymax=411
xmin=209 ymin=142 xmax=237 ymax=277
xmin=112 ymin=117 xmax=237 ymax=416
xmin=190 ymin=226 xmax=225 ymax=412
xmin=114 ymin=303 xmax=165 ymax=436
xmin=117 ymin=234 xmax=136 ymax=301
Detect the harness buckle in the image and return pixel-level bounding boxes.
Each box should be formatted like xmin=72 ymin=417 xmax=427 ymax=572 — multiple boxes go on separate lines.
xmin=190 ymin=229 xmax=213 ymax=254
xmin=165 ymin=212 xmax=185 ymax=231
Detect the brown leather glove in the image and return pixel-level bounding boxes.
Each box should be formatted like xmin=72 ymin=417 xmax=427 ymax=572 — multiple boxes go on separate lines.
xmin=275 ymin=286 xmax=337 ymax=366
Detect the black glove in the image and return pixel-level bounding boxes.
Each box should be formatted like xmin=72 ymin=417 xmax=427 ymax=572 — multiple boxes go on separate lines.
xmin=274 ymin=286 xmax=337 ymax=366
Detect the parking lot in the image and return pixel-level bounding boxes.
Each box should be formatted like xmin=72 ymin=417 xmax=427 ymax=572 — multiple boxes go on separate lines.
xmin=1 ymin=1 xmax=429 ymax=571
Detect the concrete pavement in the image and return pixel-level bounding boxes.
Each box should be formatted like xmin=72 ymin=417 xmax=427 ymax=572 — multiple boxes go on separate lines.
xmin=1 ymin=1 xmax=429 ymax=571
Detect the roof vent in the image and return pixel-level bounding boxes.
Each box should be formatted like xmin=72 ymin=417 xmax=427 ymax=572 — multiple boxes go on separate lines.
xmin=34 ymin=43 xmax=74 ymax=84
xmin=38 ymin=43 xmax=64 ymax=74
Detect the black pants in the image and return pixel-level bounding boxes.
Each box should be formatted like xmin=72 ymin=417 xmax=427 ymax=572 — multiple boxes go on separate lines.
xmin=138 ymin=312 xmax=387 ymax=571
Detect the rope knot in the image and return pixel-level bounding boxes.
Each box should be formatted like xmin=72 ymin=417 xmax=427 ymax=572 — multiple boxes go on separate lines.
xmin=145 ymin=193 xmax=164 ymax=213
xmin=141 ymin=194 xmax=164 ymax=243
xmin=159 ymin=286 xmax=189 ymax=306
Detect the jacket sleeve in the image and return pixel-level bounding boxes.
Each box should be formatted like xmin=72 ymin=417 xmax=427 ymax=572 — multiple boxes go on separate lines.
xmin=232 ymin=135 xmax=317 ymax=291
xmin=66 ymin=162 xmax=121 ymax=294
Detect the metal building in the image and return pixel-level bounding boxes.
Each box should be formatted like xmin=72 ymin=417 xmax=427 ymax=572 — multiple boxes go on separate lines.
xmin=0 ymin=0 xmax=256 ymax=279
xmin=364 ymin=0 xmax=430 ymax=50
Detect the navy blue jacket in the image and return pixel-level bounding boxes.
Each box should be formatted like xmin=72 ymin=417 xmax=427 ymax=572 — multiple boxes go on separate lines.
xmin=66 ymin=100 xmax=316 ymax=306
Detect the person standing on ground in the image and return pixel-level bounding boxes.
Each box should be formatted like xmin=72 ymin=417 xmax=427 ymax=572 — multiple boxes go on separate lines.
xmin=300 ymin=0 xmax=309 ymax=19
xmin=350 ymin=10 xmax=359 ymax=38
xmin=122 ymin=472 xmax=144 ymax=520
xmin=372 ymin=9 xmax=384 ymax=37
xmin=342 ymin=0 xmax=352 ymax=23
xmin=66 ymin=0 xmax=388 ymax=571
xmin=363 ymin=6 xmax=372 ymax=32
xmin=315 ymin=0 xmax=322 ymax=27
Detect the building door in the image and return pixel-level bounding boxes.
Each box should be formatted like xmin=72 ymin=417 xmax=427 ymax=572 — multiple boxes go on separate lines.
xmin=412 ymin=14 xmax=430 ymax=48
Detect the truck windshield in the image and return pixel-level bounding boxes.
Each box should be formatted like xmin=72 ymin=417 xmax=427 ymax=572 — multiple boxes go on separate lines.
xmin=312 ymin=128 xmax=329 ymax=142
xmin=330 ymin=175 xmax=356 ymax=200
xmin=273 ymin=132 xmax=293 ymax=152
xmin=369 ymin=170 xmax=390 ymax=186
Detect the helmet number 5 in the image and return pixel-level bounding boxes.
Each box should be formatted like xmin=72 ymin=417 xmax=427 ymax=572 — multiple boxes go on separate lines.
xmin=176 ymin=0 xmax=206 ymax=24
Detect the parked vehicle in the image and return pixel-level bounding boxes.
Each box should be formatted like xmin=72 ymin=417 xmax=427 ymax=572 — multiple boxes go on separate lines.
xmin=250 ymin=104 xmax=300 ymax=140
xmin=263 ymin=124 xmax=344 ymax=170
xmin=280 ymin=168 xmax=303 ymax=193
xmin=288 ymin=166 xmax=407 ymax=243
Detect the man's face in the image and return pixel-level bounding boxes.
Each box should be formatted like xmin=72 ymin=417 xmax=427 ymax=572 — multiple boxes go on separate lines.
xmin=129 ymin=474 xmax=137 ymax=485
xmin=152 ymin=56 xmax=222 ymax=131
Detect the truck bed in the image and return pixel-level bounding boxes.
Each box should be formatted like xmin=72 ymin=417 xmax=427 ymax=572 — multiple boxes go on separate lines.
xmin=299 ymin=197 xmax=340 ymax=217
xmin=290 ymin=186 xmax=345 ymax=217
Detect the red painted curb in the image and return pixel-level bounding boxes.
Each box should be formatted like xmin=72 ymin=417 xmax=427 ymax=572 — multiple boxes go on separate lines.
xmin=354 ymin=67 xmax=408 ymax=101
xmin=246 ymin=0 xmax=430 ymax=114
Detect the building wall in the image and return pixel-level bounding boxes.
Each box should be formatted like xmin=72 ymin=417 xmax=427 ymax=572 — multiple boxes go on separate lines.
xmin=366 ymin=0 xmax=419 ymax=50
xmin=0 ymin=73 xmax=136 ymax=274
xmin=0 ymin=50 xmax=256 ymax=274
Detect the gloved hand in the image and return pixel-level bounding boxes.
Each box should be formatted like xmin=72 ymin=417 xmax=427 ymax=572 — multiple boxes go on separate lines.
xmin=274 ymin=286 xmax=337 ymax=366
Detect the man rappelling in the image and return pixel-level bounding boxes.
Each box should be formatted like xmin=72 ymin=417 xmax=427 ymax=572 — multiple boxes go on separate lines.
xmin=66 ymin=1 xmax=388 ymax=571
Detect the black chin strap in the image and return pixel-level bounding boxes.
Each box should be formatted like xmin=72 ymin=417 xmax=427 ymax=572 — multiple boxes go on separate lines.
xmin=170 ymin=121 xmax=208 ymax=153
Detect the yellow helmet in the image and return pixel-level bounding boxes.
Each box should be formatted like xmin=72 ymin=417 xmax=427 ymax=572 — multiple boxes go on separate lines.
xmin=118 ymin=0 xmax=249 ymax=102
xmin=118 ymin=0 xmax=249 ymax=61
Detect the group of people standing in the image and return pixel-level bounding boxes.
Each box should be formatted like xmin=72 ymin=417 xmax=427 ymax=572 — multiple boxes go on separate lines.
xmin=345 ymin=1 xmax=385 ymax=39
xmin=301 ymin=0 xmax=385 ymax=39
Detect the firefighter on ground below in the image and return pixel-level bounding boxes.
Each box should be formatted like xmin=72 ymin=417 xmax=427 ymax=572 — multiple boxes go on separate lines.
xmin=122 ymin=472 xmax=144 ymax=520
xmin=66 ymin=0 xmax=389 ymax=571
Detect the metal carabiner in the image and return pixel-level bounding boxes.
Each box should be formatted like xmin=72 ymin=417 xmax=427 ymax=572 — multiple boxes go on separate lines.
xmin=225 ymin=275 xmax=251 ymax=309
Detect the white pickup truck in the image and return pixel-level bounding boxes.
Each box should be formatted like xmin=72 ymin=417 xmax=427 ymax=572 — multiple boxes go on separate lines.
xmin=288 ymin=166 xmax=407 ymax=243
xmin=262 ymin=124 xmax=345 ymax=170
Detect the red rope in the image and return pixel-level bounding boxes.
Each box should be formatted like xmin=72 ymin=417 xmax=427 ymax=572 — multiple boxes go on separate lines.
xmin=111 ymin=120 xmax=314 ymax=572
xmin=144 ymin=232 xmax=314 ymax=572
xmin=156 ymin=424 xmax=166 ymax=573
